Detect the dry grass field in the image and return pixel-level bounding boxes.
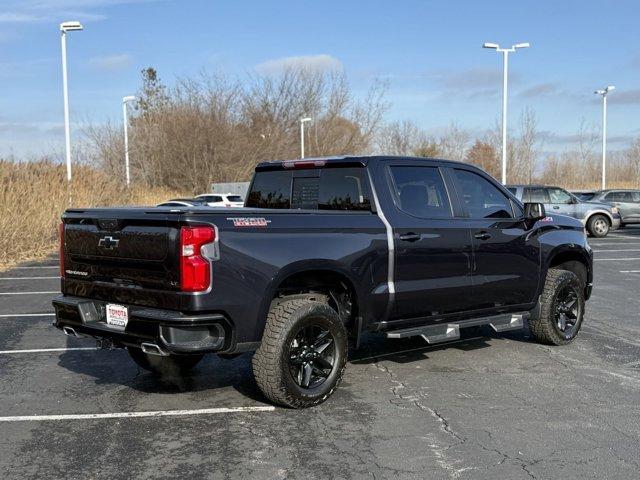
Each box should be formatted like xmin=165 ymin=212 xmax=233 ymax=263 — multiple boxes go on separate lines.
xmin=0 ymin=160 xmax=179 ymax=271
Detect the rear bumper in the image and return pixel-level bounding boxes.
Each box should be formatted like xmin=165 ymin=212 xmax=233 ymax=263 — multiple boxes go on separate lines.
xmin=52 ymin=295 xmax=257 ymax=354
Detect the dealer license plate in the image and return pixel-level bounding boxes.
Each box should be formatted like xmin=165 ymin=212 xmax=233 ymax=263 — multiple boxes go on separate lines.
xmin=106 ymin=304 xmax=128 ymax=330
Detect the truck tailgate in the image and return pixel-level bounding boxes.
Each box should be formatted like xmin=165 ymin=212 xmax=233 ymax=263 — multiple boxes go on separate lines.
xmin=62 ymin=209 xmax=183 ymax=305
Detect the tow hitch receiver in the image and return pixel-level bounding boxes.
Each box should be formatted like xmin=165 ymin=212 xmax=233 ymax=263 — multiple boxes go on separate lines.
xmin=96 ymin=338 xmax=116 ymax=350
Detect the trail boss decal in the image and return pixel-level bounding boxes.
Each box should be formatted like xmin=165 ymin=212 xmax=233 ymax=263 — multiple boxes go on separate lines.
xmin=227 ymin=217 xmax=271 ymax=227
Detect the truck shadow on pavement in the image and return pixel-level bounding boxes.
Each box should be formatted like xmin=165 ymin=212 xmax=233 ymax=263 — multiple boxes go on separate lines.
xmin=57 ymin=342 xmax=267 ymax=403
xmin=56 ymin=326 xmax=534 ymax=403
xmin=350 ymin=326 xmax=533 ymax=366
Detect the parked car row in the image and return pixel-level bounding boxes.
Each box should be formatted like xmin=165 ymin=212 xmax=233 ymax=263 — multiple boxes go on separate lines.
xmin=571 ymin=189 xmax=640 ymax=228
xmin=156 ymin=193 xmax=245 ymax=208
xmin=506 ymin=184 xmax=625 ymax=237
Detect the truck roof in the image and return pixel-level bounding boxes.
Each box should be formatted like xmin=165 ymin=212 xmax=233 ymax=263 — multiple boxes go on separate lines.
xmin=255 ymin=155 xmax=471 ymax=171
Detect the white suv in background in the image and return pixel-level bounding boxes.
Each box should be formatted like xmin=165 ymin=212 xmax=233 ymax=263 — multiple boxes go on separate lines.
xmin=196 ymin=193 xmax=244 ymax=207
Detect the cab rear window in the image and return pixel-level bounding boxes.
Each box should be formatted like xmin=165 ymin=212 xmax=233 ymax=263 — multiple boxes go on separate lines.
xmin=246 ymin=168 xmax=371 ymax=211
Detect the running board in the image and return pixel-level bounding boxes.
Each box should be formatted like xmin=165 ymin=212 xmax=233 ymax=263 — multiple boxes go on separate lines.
xmin=385 ymin=313 xmax=528 ymax=344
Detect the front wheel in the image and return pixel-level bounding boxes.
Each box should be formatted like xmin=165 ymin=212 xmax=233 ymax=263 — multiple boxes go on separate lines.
xmin=529 ymin=269 xmax=585 ymax=345
xmin=127 ymin=347 xmax=204 ymax=376
xmin=252 ymin=298 xmax=348 ymax=408
xmin=587 ymin=214 xmax=610 ymax=237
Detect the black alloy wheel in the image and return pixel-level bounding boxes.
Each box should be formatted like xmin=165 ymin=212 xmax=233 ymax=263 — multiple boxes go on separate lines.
xmin=288 ymin=325 xmax=336 ymax=389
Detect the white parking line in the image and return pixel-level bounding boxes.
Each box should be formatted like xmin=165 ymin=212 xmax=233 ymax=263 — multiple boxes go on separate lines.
xmin=0 ymin=291 xmax=58 ymax=296
xmin=594 ymin=257 xmax=640 ymax=262
xmin=0 ymin=347 xmax=97 ymax=355
xmin=590 ymin=242 xmax=640 ymax=245
xmin=12 ymin=266 xmax=58 ymax=270
xmin=0 ymin=313 xmax=55 ymax=318
xmin=620 ymin=270 xmax=640 ymax=273
xmin=0 ymin=406 xmax=275 ymax=422
xmin=0 ymin=276 xmax=60 ymax=280
xmin=592 ymin=249 xmax=640 ymax=252
xmin=607 ymin=235 xmax=640 ymax=240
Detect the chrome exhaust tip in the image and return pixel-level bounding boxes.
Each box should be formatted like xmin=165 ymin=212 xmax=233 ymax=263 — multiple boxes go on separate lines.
xmin=62 ymin=326 xmax=85 ymax=338
xmin=140 ymin=342 xmax=169 ymax=357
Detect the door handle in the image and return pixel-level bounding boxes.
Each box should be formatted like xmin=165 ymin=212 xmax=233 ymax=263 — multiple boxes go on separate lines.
xmin=474 ymin=232 xmax=492 ymax=240
xmin=399 ymin=232 xmax=421 ymax=242
xmin=553 ymin=206 xmax=560 ymax=210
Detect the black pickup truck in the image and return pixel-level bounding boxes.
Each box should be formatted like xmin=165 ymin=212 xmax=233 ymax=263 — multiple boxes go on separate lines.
xmin=54 ymin=156 xmax=593 ymax=408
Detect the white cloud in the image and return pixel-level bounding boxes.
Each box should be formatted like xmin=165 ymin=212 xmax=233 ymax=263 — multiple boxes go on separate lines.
xmin=0 ymin=13 xmax=42 ymax=23
xmin=255 ymin=54 xmax=343 ymax=74
xmin=89 ymin=53 xmax=133 ymax=71
xmin=0 ymin=0 xmax=158 ymax=24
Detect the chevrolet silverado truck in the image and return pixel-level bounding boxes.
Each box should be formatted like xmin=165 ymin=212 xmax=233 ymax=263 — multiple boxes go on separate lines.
xmin=53 ymin=156 xmax=593 ymax=408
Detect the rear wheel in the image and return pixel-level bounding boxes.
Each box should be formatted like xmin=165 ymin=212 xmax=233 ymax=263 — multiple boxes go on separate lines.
xmin=127 ymin=347 xmax=204 ymax=376
xmin=587 ymin=214 xmax=610 ymax=237
xmin=529 ymin=269 xmax=584 ymax=345
xmin=252 ymin=297 xmax=348 ymax=408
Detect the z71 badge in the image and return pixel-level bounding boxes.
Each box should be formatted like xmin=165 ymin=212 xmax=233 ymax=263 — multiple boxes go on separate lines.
xmin=227 ymin=217 xmax=271 ymax=227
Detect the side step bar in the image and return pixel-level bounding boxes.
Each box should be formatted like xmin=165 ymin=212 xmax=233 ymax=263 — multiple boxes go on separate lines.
xmin=385 ymin=313 xmax=528 ymax=344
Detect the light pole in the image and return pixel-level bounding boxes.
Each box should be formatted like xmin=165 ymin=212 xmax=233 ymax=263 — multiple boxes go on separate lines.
xmin=594 ymin=86 xmax=615 ymax=190
xmin=122 ymin=96 xmax=136 ymax=187
xmin=60 ymin=21 xmax=83 ymax=183
xmin=483 ymin=42 xmax=530 ymax=184
xmin=300 ymin=117 xmax=312 ymax=158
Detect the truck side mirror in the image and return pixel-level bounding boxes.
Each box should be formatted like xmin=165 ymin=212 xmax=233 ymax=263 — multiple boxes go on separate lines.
xmin=524 ymin=202 xmax=546 ymax=221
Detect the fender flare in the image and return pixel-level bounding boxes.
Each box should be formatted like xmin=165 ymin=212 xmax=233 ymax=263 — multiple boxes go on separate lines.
xmin=255 ymin=260 xmax=365 ymax=340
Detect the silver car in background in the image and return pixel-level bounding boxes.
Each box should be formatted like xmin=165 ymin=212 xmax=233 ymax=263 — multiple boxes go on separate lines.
xmin=589 ymin=189 xmax=640 ymax=227
xmin=507 ymin=185 xmax=621 ymax=237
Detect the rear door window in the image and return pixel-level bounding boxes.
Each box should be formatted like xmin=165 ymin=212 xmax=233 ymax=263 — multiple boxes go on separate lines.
xmin=617 ymin=192 xmax=634 ymax=202
xmin=524 ymin=187 xmax=550 ymax=203
xmin=388 ymin=166 xmax=453 ymax=218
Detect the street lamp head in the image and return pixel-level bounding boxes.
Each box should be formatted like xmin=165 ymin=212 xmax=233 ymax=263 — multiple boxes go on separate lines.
xmin=123 ymin=96 xmax=136 ymax=103
xmin=514 ymin=42 xmax=530 ymax=49
xmin=300 ymin=117 xmax=312 ymax=123
xmin=60 ymin=21 xmax=83 ymax=32
xmin=483 ymin=42 xmax=499 ymax=49
xmin=595 ymin=86 xmax=615 ymax=96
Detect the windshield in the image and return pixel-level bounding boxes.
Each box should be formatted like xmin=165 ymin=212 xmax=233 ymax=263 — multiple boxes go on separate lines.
xmin=226 ymin=195 xmax=243 ymax=202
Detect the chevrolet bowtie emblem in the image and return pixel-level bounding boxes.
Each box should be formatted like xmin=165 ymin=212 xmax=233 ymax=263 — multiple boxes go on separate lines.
xmin=98 ymin=236 xmax=120 ymax=250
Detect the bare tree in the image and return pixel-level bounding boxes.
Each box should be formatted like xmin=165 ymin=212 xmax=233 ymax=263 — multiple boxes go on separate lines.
xmin=465 ymin=140 xmax=499 ymax=178
xmin=84 ymin=67 xmax=388 ymax=192
xmin=515 ymin=107 xmax=540 ymax=184
xmin=438 ymin=122 xmax=469 ymax=161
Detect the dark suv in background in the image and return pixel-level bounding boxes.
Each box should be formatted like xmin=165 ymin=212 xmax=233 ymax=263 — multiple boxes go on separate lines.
xmin=507 ymin=185 xmax=621 ymax=237
xmin=589 ymin=190 xmax=640 ymax=227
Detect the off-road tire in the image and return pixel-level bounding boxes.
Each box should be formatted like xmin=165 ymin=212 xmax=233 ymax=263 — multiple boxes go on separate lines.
xmin=252 ymin=298 xmax=348 ymax=408
xmin=529 ymin=269 xmax=585 ymax=346
xmin=586 ymin=214 xmax=610 ymax=237
xmin=127 ymin=347 xmax=204 ymax=375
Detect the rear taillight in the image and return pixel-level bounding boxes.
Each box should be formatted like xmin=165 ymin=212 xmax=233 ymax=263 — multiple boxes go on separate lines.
xmin=180 ymin=225 xmax=216 ymax=292
xmin=59 ymin=222 xmax=65 ymax=279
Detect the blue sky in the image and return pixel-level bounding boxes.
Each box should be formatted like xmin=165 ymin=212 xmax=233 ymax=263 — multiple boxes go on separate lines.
xmin=0 ymin=0 xmax=639 ymax=159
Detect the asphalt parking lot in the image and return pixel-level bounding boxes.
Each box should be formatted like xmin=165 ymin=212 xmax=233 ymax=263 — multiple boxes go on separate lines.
xmin=1 ymin=228 xmax=640 ymax=480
